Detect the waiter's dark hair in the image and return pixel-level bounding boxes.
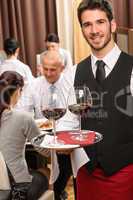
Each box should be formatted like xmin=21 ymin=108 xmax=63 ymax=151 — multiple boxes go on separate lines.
xmin=77 ymin=0 xmax=113 ymax=26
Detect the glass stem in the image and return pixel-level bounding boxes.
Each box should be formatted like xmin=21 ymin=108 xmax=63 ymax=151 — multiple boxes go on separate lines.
xmin=52 ymin=119 xmax=57 ymax=144
xmin=79 ymin=114 xmax=82 ymax=139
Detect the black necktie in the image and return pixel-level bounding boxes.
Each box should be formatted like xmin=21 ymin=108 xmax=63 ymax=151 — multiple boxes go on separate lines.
xmin=96 ymin=60 xmax=105 ymax=84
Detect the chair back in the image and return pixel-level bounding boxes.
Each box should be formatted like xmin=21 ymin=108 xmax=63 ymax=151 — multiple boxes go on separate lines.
xmin=39 ymin=189 xmax=54 ymax=200
xmin=0 ymin=152 xmax=11 ymax=190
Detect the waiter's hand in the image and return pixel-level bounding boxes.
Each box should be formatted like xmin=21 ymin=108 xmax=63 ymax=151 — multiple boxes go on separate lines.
xmin=56 ymin=148 xmax=74 ymax=155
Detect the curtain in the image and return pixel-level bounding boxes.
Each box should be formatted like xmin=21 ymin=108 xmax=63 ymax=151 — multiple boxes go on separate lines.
xmin=73 ymin=0 xmax=91 ymax=64
xmin=0 ymin=0 xmax=57 ymax=76
xmin=55 ymin=0 xmax=74 ymax=62
xmin=56 ymin=0 xmax=91 ymax=65
xmin=112 ymin=0 xmax=133 ymax=28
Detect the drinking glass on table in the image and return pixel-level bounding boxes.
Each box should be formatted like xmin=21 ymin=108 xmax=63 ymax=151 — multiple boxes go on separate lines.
xmin=41 ymin=86 xmax=66 ymax=146
xmin=67 ymin=86 xmax=92 ymax=141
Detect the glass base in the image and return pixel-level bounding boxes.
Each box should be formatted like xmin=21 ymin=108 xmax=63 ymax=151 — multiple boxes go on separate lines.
xmin=71 ymin=130 xmax=88 ymax=141
xmin=49 ymin=138 xmax=64 ymax=147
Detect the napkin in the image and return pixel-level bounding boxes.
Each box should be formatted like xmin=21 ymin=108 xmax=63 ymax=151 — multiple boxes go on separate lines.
xmin=40 ymin=135 xmax=90 ymax=183
xmin=70 ymin=148 xmax=90 ymax=178
xmin=40 ymin=135 xmax=59 ymax=184
xmin=49 ymin=149 xmax=59 ymax=184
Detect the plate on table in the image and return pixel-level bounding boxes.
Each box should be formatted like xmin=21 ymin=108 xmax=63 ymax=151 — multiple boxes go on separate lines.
xmin=35 ymin=119 xmax=53 ymax=131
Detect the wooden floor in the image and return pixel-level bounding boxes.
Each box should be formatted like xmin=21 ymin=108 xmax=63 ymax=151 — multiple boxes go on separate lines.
xmin=65 ymin=176 xmax=75 ymax=200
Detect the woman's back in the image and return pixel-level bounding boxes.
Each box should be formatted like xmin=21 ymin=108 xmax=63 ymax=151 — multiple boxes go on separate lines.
xmin=0 ymin=71 xmax=48 ymax=199
xmin=0 ymin=109 xmax=40 ymax=183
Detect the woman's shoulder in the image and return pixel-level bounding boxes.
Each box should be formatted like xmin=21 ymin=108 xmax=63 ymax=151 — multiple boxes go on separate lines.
xmin=2 ymin=109 xmax=34 ymax=128
xmin=12 ymin=109 xmax=34 ymax=122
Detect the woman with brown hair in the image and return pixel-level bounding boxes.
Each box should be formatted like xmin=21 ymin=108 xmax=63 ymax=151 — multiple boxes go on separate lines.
xmin=0 ymin=71 xmax=48 ymax=199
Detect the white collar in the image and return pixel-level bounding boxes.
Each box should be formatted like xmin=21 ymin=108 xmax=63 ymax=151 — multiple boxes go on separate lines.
xmin=91 ymin=44 xmax=121 ymax=71
xmin=43 ymin=73 xmax=64 ymax=89
xmin=5 ymin=57 xmax=18 ymax=62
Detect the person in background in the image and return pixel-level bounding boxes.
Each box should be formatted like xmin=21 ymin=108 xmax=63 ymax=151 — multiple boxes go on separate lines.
xmin=0 ymin=71 xmax=48 ymax=200
xmin=0 ymin=38 xmax=35 ymax=111
xmin=71 ymin=0 xmax=133 ymax=200
xmin=17 ymin=50 xmax=78 ymax=200
xmin=0 ymin=38 xmax=34 ymax=85
xmin=37 ymin=33 xmax=73 ymax=76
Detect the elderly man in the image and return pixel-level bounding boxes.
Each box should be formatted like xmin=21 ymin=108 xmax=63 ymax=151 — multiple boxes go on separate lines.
xmin=17 ymin=50 xmax=78 ymax=200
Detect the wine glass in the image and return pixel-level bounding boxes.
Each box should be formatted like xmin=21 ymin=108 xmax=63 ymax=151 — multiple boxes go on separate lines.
xmin=67 ymin=85 xmax=92 ymax=141
xmin=41 ymin=86 xmax=66 ymax=146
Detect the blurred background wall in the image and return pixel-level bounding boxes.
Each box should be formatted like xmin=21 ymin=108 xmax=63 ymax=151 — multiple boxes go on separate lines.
xmin=0 ymin=0 xmax=133 ymax=75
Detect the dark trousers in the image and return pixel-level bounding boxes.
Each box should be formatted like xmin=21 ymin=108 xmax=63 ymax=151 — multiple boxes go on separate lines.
xmin=54 ymin=154 xmax=75 ymax=200
xmin=27 ymin=170 xmax=49 ymax=200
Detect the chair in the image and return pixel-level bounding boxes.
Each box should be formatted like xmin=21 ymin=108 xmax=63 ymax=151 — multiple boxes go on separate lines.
xmin=36 ymin=53 xmax=44 ymax=76
xmin=0 ymin=152 xmax=11 ymax=189
xmin=0 ymin=151 xmax=11 ymax=200
xmin=39 ymin=190 xmax=54 ymax=200
xmin=0 ymin=151 xmax=54 ymax=200
xmin=0 ymin=50 xmax=7 ymax=64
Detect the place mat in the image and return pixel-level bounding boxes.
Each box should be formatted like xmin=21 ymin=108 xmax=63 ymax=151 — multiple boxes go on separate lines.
xmin=57 ymin=131 xmax=98 ymax=146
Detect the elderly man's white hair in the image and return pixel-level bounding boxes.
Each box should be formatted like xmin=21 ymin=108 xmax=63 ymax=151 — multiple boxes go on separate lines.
xmin=41 ymin=50 xmax=65 ymax=67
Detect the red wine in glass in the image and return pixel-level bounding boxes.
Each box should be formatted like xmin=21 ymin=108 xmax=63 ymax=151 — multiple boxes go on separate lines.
xmin=68 ymin=102 xmax=91 ymax=115
xmin=68 ymin=86 xmax=92 ymax=141
xmin=42 ymin=108 xmax=66 ymax=121
xmin=41 ymin=86 xmax=66 ymax=146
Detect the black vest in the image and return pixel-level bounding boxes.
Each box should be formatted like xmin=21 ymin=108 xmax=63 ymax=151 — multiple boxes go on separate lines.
xmin=74 ymin=52 xmax=133 ymax=175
